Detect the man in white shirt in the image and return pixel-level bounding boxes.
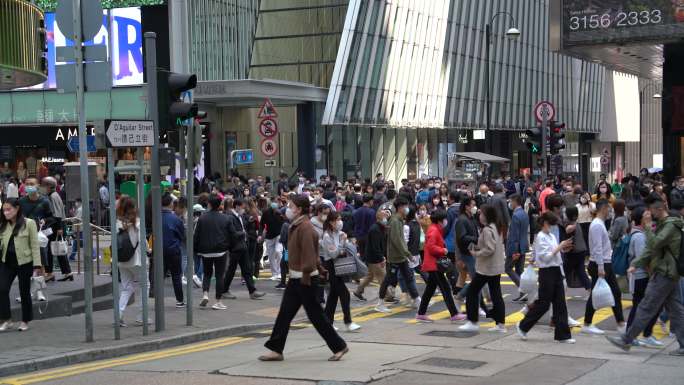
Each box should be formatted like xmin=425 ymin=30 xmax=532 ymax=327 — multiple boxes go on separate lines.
xmin=581 ymin=199 xmax=626 ymax=335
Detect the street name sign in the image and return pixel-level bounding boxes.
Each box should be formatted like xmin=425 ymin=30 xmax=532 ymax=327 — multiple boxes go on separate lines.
xmin=105 ymin=120 xmax=155 ymax=148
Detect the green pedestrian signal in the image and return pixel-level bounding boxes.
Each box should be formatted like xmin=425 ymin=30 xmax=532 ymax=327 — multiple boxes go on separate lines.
xmin=525 ymin=127 xmax=543 ymax=155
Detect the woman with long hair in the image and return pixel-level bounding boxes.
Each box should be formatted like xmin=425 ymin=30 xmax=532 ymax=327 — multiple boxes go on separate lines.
xmin=116 ymin=196 xmax=148 ymax=326
xmin=0 ymin=198 xmax=42 ymax=331
xmin=415 ymin=209 xmax=467 ymax=323
xmin=458 ymin=204 xmax=507 ymax=333
xmin=592 ymin=181 xmax=615 ymax=204
xmin=321 ymin=211 xmax=360 ymax=332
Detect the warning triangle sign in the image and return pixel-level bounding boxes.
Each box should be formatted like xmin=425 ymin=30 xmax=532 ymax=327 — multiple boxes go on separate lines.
xmin=257 ymin=98 xmax=278 ymax=119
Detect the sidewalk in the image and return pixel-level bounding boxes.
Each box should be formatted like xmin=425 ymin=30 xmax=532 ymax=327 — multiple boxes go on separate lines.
xmin=0 ymin=272 xmax=320 ymax=377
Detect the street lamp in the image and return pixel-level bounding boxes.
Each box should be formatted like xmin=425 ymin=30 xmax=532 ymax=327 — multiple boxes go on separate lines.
xmin=639 ymin=83 xmax=662 ymax=167
xmin=485 ymin=12 xmax=520 ymax=155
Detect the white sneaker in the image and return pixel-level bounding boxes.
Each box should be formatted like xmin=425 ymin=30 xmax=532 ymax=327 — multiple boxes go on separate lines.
xmin=616 ymin=324 xmax=627 ymax=335
xmin=458 ymin=321 xmax=479 ymax=332
xmin=488 ymin=323 xmax=507 ymax=333
xmin=520 ymin=305 xmax=529 ymax=315
xmin=375 ymin=303 xmax=391 ymax=313
xmin=557 ymin=338 xmax=576 ymax=344
xmin=568 ymin=316 xmax=581 ymax=328
xmin=333 ymin=325 xmax=339 ymax=331
xmin=412 ymin=297 xmax=421 ymax=309
xmin=182 ymin=276 xmax=188 ymax=286
xmin=270 ymin=275 xmax=281 ymax=281
xmin=639 ymin=336 xmax=664 ymax=348
xmin=192 ymin=275 xmax=202 ymax=288
xmin=37 ymin=290 xmax=46 ymax=302
xmin=581 ymin=324 xmax=605 ymax=335
xmin=135 ymin=318 xmax=152 ymax=325
xmin=0 ymin=321 xmax=13 ymax=331
xmin=516 ymin=321 xmax=528 ymax=340
xmin=479 ymin=308 xmax=487 ymax=317
xmin=199 ymin=293 xmax=209 ymax=308
xmin=345 ymin=322 xmax=361 ymax=332
xmin=212 ymin=302 xmax=227 ymax=310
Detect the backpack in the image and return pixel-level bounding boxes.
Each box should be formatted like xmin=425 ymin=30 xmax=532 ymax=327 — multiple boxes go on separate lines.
xmin=117 ymin=228 xmax=139 ymax=263
xmin=611 ymin=233 xmax=631 ymax=276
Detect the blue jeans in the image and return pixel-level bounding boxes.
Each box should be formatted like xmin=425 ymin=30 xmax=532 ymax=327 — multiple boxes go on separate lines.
xmin=456 ymin=253 xmax=477 ymax=299
xmin=194 ymin=254 xmax=203 ymax=279
xmin=397 ymin=265 xmax=419 ymax=296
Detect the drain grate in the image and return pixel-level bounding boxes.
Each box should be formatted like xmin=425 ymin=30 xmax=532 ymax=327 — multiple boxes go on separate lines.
xmin=417 ymin=357 xmax=486 ymax=369
xmin=422 ymin=330 xmax=478 ymax=338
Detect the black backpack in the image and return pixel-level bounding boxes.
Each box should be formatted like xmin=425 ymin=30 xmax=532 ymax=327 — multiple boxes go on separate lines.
xmin=117 ymin=228 xmax=139 ymax=263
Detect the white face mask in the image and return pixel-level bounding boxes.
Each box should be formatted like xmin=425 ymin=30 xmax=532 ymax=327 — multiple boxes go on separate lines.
xmin=403 ymin=207 xmax=410 ymax=215
xmin=442 ymin=219 xmax=449 ymax=229
xmin=320 ymin=214 xmax=328 ymax=222
xmin=335 ymin=221 xmax=343 ymax=231
xmin=470 ymin=206 xmax=478 ymax=216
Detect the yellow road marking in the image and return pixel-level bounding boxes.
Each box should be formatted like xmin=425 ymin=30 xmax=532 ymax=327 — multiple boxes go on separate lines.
xmin=0 ymin=337 xmax=250 ymax=385
xmin=575 ymin=300 xmax=632 ymax=327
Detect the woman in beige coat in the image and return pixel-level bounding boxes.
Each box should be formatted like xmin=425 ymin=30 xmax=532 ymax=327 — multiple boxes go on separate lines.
xmin=458 ymin=204 xmax=506 ymax=333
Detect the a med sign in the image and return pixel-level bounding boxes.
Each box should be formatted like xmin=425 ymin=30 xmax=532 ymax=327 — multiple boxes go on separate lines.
xmin=29 ymin=7 xmax=143 ymax=89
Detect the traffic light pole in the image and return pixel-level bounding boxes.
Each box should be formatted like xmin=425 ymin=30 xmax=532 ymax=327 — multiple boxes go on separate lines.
xmin=541 ymin=114 xmax=548 ymax=181
xmin=144 ymin=32 xmax=165 ymax=332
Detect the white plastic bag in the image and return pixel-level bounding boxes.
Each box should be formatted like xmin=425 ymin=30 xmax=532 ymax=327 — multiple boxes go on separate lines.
xmin=519 ymin=264 xmax=538 ymax=294
xmin=37 ymin=230 xmax=49 ymax=248
xmin=591 ymin=277 xmax=615 ymax=309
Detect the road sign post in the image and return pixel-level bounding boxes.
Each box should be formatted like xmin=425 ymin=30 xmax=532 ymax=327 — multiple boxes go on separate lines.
xmin=534 ymin=101 xmax=555 ymax=181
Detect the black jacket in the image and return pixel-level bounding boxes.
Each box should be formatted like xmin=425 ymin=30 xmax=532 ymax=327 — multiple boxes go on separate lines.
xmin=193 ymin=210 xmax=231 ymax=254
xmin=407 ymin=220 xmax=421 ymax=256
xmin=227 ymin=211 xmax=247 ymax=253
xmin=364 ymin=222 xmax=387 ymax=264
xmin=244 ymin=213 xmax=258 ymax=241
xmin=455 ymin=214 xmax=479 ymax=256
xmin=260 ymin=208 xmax=284 ymax=240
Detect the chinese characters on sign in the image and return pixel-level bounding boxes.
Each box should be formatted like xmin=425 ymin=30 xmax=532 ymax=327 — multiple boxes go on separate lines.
xmin=105 ymin=120 xmax=154 ymax=148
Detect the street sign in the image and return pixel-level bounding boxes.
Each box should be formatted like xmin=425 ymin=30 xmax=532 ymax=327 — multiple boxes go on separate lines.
xmin=105 ymin=120 xmax=155 ymax=148
xmin=534 ymin=101 xmax=556 ymax=123
xmin=258 ymin=118 xmax=279 ymax=138
xmin=264 ymin=159 xmax=277 ymax=167
xmin=233 ymin=149 xmax=255 ymax=165
xmin=260 ymin=138 xmax=278 ymax=157
xmin=67 ymin=135 xmax=96 ymax=153
xmin=257 ymin=98 xmax=278 ymax=118
xmin=55 ymin=0 xmax=104 ymax=42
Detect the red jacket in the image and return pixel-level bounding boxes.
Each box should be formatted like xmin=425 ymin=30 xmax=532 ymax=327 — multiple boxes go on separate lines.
xmin=422 ymin=223 xmax=447 ymax=272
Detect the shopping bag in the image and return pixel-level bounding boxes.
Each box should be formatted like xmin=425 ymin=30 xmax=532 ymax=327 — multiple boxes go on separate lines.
xmin=591 ymin=277 xmax=615 ymax=309
xmin=37 ymin=229 xmax=49 ymax=249
xmin=519 ymin=264 xmax=538 ymax=294
xmin=50 ymin=236 xmax=69 ymax=256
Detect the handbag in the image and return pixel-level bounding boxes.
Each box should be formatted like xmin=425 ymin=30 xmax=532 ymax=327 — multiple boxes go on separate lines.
xmin=50 ymin=235 xmax=69 ymax=256
xmin=436 ymin=257 xmax=453 ymax=273
xmin=37 ymin=227 xmax=49 ymax=249
xmin=334 ymin=242 xmax=359 ymax=277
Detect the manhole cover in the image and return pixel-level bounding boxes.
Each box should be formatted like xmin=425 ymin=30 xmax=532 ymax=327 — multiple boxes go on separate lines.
xmin=417 ymin=357 xmax=486 ymax=369
xmin=422 ymin=330 xmax=478 ymax=338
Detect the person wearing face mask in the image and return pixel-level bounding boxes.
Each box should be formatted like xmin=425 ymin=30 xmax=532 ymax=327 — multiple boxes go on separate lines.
xmin=453 ymin=198 xmax=481 ymax=308
xmin=669 ymin=176 xmax=684 ymax=209
xmin=41 ymin=176 xmax=72 ymax=282
xmin=194 ymin=195 xmax=230 ymax=310
xmin=506 ymin=194 xmax=529 ymax=302
xmin=18 ymin=177 xmax=55 ymax=290
xmin=562 ymin=184 xmax=579 ymax=209
xmin=576 ymin=192 xmax=595 ymax=246
xmin=0 ymin=198 xmax=42 ymax=331
xmin=475 ymin=184 xmax=491 ymax=208
xmin=259 ymin=195 xmax=348 ymax=362
xmin=320 ymin=212 xmax=361 ymax=332
xmin=375 ymin=198 xmax=421 ymax=312
xmin=354 ymin=210 xmax=389 ymax=301
xmin=524 ymin=186 xmax=541 ymax=244
xmin=592 ymin=181 xmax=615 ymax=204
xmin=260 ymin=199 xmax=285 ymax=283
xmin=223 ymin=199 xmax=265 ymax=301
xmin=606 ymin=198 xmax=684 ymax=356
xmin=415 ymin=209 xmax=467 ymax=323
xmin=353 ymin=194 xmax=376 ymax=262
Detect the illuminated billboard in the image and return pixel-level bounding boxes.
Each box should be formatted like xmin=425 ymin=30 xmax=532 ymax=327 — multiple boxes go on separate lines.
xmin=562 ymin=0 xmax=684 ymax=46
xmin=25 ymin=7 xmax=142 ymax=89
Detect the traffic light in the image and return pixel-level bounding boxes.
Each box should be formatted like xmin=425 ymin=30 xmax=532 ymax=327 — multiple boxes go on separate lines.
xmin=158 ymin=71 xmax=198 ymax=148
xmin=525 ymin=127 xmax=543 ymax=154
xmin=549 ymin=120 xmax=566 ymax=155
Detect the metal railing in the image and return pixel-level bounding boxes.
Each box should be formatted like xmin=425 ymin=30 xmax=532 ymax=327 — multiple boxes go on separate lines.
xmin=65 ymin=217 xmax=110 ymax=275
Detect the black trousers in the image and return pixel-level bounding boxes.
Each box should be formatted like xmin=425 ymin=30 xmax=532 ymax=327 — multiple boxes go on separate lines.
xmin=264 ymin=278 xmax=347 ymax=355
xmin=627 ymin=277 xmax=659 ymax=338
xmin=46 ymin=235 xmax=71 ymax=275
xmin=357 ymin=237 xmax=367 ymax=261
xmin=279 ymin=255 xmax=288 ymax=286
xmin=519 ymin=266 xmax=571 ymax=341
xmin=224 ymin=249 xmax=256 ymax=294
xmin=378 ymin=261 xmax=419 ymax=299
xmin=323 ymin=260 xmax=352 ymax=324
xmin=202 ymin=255 xmax=227 ymax=300
xmin=466 ymin=273 xmax=505 ymax=324
xmin=563 ymin=252 xmax=591 ymax=290
xmin=0 ymin=262 xmax=33 ymax=322
xmin=252 ymin=240 xmax=263 ymax=278
xmin=418 ymin=271 xmax=459 ymax=316
xmin=446 ymin=252 xmax=459 ymax=293
xmin=163 ymin=253 xmax=184 ymax=302
xmin=585 ymin=261 xmax=624 ymax=324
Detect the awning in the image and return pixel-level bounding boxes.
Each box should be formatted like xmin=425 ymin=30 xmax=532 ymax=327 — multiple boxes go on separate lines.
xmin=451 ymin=152 xmax=510 ymax=163
xmin=193 ymin=79 xmax=329 ymax=107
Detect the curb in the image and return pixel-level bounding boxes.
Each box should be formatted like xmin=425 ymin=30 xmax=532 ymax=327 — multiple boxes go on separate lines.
xmin=0 ymin=321 xmax=280 ymax=378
